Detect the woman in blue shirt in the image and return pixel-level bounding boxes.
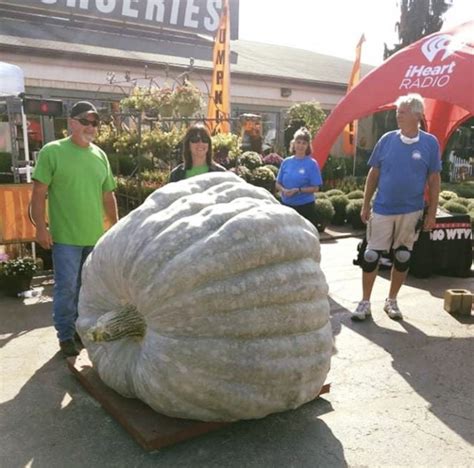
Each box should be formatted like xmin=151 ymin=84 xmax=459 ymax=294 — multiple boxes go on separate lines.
xmin=275 ymin=127 xmax=323 ymax=226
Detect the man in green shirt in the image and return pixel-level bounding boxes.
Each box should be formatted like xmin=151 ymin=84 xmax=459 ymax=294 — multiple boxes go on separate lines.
xmin=31 ymin=101 xmax=118 ymax=357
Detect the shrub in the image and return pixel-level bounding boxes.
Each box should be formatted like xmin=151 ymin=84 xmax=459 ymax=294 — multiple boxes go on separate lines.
xmin=345 ymin=199 xmax=365 ymax=229
xmin=325 ymin=189 xmax=344 ymax=197
xmin=467 ymin=199 xmax=474 ymax=211
xmin=314 ymin=198 xmax=335 ymax=231
xmin=441 ymin=182 xmax=474 ymax=199
xmin=212 ymin=133 xmax=242 ymax=168
xmin=438 ymin=198 xmax=447 ymax=207
xmin=454 ymin=197 xmax=470 ymax=207
xmin=264 ymin=164 xmax=279 ymax=177
xmin=442 ymin=200 xmax=468 ymax=214
xmin=238 ymin=151 xmax=263 ymax=170
xmin=439 ymin=190 xmax=458 ymax=201
xmin=347 ymin=189 xmax=364 ymax=199
xmin=332 ymin=176 xmax=366 ymax=193
xmin=230 ymin=165 xmax=252 ymax=182
xmin=329 ymin=194 xmax=350 ymax=225
xmin=316 ymin=192 xmax=328 ymax=199
xmin=250 ymin=166 xmax=276 ymax=191
xmin=262 ymin=153 xmax=283 ymax=168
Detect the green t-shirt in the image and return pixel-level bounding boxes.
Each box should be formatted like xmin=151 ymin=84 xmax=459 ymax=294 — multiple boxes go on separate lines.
xmin=33 ymin=137 xmax=116 ymax=246
xmin=185 ymin=165 xmax=209 ymax=179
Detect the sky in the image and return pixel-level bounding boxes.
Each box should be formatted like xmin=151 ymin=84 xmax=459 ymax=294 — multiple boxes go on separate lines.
xmin=238 ymin=0 xmax=473 ymax=65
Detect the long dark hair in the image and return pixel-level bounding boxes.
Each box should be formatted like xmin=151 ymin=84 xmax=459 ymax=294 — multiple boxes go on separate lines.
xmin=182 ymin=124 xmax=213 ymax=169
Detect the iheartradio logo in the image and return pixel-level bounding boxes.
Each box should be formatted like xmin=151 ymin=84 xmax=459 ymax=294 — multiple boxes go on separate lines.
xmin=421 ymin=34 xmax=456 ymax=62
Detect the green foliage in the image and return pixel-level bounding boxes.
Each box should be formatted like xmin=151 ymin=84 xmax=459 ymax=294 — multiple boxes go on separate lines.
xmin=321 ymin=155 xmax=346 ymax=183
xmin=141 ymin=127 xmax=185 ymax=163
xmin=108 ymin=153 xmax=153 ymax=176
xmin=329 ymin=194 xmax=350 ymax=225
xmin=454 ymin=197 xmax=470 ymax=207
xmin=120 ymin=84 xmax=203 ymax=117
xmin=314 ymin=198 xmax=335 ymax=229
xmin=347 ymin=189 xmax=364 ymax=199
xmin=467 ymin=199 xmax=474 ymax=211
xmin=325 ymin=189 xmax=344 ymax=197
xmin=440 ymin=182 xmax=474 ymax=199
xmin=231 ymin=165 xmax=252 ymax=182
xmin=212 ymin=133 xmax=242 ymax=168
xmin=345 ymin=199 xmax=365 ymax=229
xmin=439 ymin=190 xmax=458 ymax=201
xmin=442 ymin=200 xmax=468 ymax=214
xmin=316 ymin=192 xmax=328 ymax=199
xmin=0 ymin=257 xmax=37 ymax=278
xmin=438 ymin=197 xmax=447 ymax=207
xmin=264 ymin=164 xmax=279 ymax=177
xmin=250 ymin=166 xmax=276 ymax=191
xmin=384 ymin=0 xmax=452 ymax=58
xmin=238 ymin=151 xmax=263 ymax=170
xmin=286 ymin=102 xmax=326 ymax=136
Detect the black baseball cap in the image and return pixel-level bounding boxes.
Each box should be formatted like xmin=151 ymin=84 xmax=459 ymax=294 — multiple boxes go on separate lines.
xmin=70 ymin=101 xmax=99 ymax=119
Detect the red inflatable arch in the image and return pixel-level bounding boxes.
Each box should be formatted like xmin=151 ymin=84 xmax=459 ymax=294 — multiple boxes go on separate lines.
xmin=312 ymin=21 xmax=474 ymax=168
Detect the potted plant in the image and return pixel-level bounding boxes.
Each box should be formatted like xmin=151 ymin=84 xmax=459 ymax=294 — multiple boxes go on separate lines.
xmin=346 ymin=199 xmax=366 ymax=229
xmin=314 ymin=198 xmax=335 ymax=232
xmin=0 ymin=256 xmax=38 ymax=297
xmin=172 ymin=82 xmax=203 ymax=117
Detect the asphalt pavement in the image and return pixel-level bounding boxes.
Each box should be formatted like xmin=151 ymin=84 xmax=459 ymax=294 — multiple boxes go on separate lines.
xmin=0 ymin=235 xmax=473 ymax=468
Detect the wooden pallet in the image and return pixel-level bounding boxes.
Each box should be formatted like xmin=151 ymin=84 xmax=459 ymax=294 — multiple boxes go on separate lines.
xmin=67 ymin=349 xmax=330 ymax=451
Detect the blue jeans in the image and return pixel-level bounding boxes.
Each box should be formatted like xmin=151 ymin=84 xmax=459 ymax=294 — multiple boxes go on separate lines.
xmin=52 ymin=243 xmax=93 ymax=342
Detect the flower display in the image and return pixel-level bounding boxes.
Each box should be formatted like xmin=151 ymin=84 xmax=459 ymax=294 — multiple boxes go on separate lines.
xmin=262 ymin=153 xmax=283 ymax=167
xmin=0 ymin=257 xmax=38 ymax=278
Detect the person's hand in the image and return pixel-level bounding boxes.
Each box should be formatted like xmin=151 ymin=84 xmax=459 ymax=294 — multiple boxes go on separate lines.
xmin=423 ymin=213 xmax=436 ymax=231
xmin=360 ymin=206 xmax=371 ymax=224
xmin=284 ymin=188 xmax=299 ymax=197
xmin=36 ymin=226 xmax=53 ymax=250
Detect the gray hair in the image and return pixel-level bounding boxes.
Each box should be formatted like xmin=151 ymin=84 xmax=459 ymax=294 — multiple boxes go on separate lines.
xmin=395 ymin=93 xmax=425 ymax=115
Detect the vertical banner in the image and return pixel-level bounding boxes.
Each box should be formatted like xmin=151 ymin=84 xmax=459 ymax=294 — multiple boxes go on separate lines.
xmin=207 ymin=0 xmax=231 ymax=134
xmin=343 ymin=34 xmax=365 ymax=156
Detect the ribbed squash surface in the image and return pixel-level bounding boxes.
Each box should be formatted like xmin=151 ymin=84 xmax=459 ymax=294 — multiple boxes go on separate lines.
xmin=77 ymin=172 xmax=333 ymax=421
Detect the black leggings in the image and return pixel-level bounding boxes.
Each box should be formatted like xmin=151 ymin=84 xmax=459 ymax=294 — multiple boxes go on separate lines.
xmin=284 ymin=201 xmax=319 ymax=228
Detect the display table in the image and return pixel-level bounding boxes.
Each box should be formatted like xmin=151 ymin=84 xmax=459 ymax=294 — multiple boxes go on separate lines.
xmin=411 ymin=212 xmax=472 ymax=278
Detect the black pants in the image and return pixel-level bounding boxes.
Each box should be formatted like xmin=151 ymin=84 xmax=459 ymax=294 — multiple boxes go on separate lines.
xmin=284 ymin=202 xmax=318 ymax=227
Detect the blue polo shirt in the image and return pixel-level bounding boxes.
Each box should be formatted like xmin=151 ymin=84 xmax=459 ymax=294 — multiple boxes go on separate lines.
xmin=277 ymin=156 xmax=323 ymax=206
xmin=369 ymin=130 xmax=441 ymax=215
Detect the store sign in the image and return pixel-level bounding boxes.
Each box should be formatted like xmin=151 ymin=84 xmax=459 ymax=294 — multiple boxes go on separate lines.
xmin=7 ymin=0 xmax=239 ymax=39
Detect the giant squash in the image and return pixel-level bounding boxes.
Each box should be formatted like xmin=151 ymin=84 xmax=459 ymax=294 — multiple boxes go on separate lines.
xmin=77 ymin=172 xmax=333 ymax=421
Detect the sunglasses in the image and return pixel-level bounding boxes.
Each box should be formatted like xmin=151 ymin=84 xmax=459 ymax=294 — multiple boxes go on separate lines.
xmin=189 ymin=134 xmax=210 ymax=144
xmin=74 ymin=118 xmax=100 ymax=127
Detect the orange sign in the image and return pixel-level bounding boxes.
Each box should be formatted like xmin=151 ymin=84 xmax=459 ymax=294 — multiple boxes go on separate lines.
xmin=207 ymin=0 xmax=231 ymax=134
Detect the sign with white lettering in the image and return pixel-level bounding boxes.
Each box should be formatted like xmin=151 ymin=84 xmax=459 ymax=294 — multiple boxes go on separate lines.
xmin=3 ymin=0 xmax=239 ymax=39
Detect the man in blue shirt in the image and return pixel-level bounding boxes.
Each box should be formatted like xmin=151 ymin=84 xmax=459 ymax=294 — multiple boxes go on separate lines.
xmin=352 ymin=94 xmax=441 ymax=321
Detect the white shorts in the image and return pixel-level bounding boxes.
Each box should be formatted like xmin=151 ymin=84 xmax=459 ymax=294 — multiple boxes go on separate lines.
xmin=367 ymin=210 xmax=423 ymax=252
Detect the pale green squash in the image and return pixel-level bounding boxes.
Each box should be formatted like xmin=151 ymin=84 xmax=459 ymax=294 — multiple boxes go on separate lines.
xmin=77 ymin=172 xmax=333 ymax=421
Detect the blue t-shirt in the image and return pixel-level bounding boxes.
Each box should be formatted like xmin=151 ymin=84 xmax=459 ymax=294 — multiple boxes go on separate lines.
xmin=277 ymin=155 xmax=323 ymax=206
xmin=369 ymin=130 xmax=441 ymax=215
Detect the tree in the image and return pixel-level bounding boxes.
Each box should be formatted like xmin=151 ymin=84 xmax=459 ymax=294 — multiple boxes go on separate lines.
xmin=384 ymin=0 xmax=453 ymax=58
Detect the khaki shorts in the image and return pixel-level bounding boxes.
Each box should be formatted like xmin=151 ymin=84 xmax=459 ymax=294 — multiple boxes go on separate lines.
xmin=367 ymin=210 xmax=423 ymax=252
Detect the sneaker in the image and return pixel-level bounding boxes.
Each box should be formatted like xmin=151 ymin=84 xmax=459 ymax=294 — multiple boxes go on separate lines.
xmin=384 ymin=298 xmax=403 ymax=320
xmin=59 ymin=339 xmax=79 ymax=357
xmin=351 ymin=301 xmax=372 ymax=321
